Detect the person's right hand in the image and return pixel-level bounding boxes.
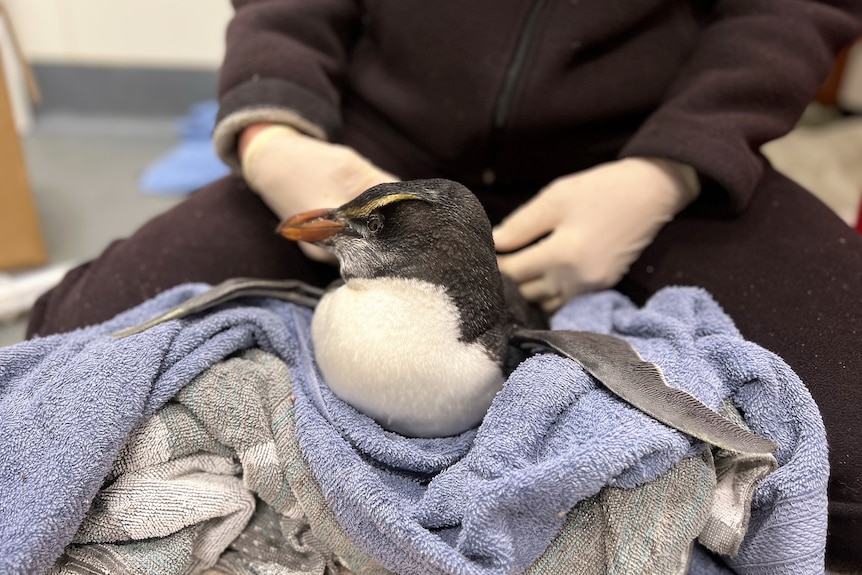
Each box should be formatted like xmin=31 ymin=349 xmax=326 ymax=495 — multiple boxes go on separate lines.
xmin=240 ymin=124 xmax=399 ymax=263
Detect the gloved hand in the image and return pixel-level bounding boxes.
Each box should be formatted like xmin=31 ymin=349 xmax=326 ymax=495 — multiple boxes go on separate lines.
xmin=494 ymin=157 xmax=699 ymax=313
xmin=241 ymin=124 xmax=399 ymax=263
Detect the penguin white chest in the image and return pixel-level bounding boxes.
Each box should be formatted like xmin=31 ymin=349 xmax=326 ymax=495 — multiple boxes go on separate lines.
xmin=310 ymin=277 xmax=504 ymax=437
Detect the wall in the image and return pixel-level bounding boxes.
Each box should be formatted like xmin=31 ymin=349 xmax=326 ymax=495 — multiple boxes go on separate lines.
xmin=4 ymin=1 xmax=862 ymax=112
xmin=4 ymin=0 xmax=232 ymax=68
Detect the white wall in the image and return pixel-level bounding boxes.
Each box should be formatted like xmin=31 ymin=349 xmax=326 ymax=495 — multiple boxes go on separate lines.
xmin=4 ymin=0 xmax=232 ymax=69
xmin=4 ymin=1 xmax=862 ymax=107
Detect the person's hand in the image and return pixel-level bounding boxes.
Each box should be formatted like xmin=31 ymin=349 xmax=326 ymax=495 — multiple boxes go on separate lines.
xmin=494 ymin=157 xmax=699 ymax=313
xmin=240 ymin=124 xmax=399 ymax=263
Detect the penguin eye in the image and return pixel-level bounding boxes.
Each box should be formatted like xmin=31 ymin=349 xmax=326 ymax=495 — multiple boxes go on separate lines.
xmin=366 ymin=213 xmax=384 ymax=234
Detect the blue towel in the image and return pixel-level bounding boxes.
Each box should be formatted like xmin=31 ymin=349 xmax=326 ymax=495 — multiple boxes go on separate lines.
xmin=0 ymin=285 xmax=828 ymax=574
xmin=0 ymin=286 xmax=305 ymax=574
xmin=138 ymin=100 xmax=230 ymax=195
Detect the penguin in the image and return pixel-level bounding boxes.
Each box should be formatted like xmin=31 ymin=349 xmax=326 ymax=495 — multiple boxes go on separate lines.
xmin=114 ymin=179 xmax=776 ymax=453
xmin=280 ymin=179 xmax=528 ymax=437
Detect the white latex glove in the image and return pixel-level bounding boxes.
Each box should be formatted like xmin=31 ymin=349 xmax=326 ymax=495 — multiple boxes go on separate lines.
xmin=494 ymin=157 xmax=699 ymax=313
xmin=241 ymin=124 xmax=399 ymax=263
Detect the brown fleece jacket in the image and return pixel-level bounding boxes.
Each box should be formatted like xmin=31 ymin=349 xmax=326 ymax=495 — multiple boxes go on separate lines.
xmin=215 ymin=0 xmax=861 ymax=214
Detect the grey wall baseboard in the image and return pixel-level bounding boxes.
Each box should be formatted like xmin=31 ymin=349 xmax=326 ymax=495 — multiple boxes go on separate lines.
xmin=32 ymin=63 xmax=219 ymax=117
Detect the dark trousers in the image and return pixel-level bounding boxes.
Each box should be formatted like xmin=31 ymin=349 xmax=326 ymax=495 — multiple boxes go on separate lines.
xmin=26 ymin=168 xmax=862 ymax=568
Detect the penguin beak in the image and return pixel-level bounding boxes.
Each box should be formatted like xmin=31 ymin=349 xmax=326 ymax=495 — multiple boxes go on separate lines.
xmin=277 ymin=208 xmax=346 ymax=243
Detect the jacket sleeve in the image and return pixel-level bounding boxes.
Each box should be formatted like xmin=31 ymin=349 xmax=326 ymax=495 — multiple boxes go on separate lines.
xmin=214 ymin=0 xmax=360 ymax=170
xmin=618 ymin=0 xmax=862 ymax=212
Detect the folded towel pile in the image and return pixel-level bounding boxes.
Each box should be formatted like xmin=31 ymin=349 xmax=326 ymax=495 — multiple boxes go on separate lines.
xmin=0 ymin=285 xmax=828 ymax=574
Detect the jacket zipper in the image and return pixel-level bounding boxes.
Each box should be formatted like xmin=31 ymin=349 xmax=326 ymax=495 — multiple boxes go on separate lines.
xmin=484 ymin=0 xmax=549 ymax=185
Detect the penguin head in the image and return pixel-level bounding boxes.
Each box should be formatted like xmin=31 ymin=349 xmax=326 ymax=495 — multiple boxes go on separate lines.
xmin=278 ymin=179 xmax=499 ymax=286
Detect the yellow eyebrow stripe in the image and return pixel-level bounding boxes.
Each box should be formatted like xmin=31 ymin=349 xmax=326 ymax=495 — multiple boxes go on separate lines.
xmin=339 ymin=193 xmax=424 ymax=218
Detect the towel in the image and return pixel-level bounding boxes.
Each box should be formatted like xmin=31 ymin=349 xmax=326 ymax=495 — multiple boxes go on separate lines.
xmin=0 ymin=284 xmax=828 ymax=574
xmin=51 ymin=349 xmax=352 ymax=575
xmin=0 ymin=286 xmax=303 ymax=574
xmin=53 ymin=348 xmax=718 ymax=575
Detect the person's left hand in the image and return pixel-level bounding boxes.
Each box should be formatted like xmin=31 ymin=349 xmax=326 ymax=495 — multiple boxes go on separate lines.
xmin=494 ymin=157 xmax=699 ymax=313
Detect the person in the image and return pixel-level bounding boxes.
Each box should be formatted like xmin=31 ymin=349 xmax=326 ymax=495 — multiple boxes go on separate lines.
xmin=27 ymin=0 xmax=862 ymax=568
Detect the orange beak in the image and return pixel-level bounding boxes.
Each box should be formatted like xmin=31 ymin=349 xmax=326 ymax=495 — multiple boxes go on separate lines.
xmin=277 ymin=208 xmax=345 ymax=243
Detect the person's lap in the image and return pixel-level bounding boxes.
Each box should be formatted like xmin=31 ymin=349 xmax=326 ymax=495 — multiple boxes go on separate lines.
xmin=26 ymin=167 xmax=861 ymax=568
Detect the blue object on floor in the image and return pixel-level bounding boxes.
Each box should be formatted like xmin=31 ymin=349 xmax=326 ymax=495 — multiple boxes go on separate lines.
xmin=138 ymin=100 xmax=230 ymax=195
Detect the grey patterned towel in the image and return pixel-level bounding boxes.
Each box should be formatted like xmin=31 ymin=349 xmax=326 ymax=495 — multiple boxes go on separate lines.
xmin=52 ymin=349 xmax=766 ymax=575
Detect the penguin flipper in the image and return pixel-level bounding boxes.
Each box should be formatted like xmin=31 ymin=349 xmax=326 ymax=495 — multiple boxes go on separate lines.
xmin=112 ymin=278 xmax=326 ymax=339
xmin=511 ymin=328 xmax=777 ymax=455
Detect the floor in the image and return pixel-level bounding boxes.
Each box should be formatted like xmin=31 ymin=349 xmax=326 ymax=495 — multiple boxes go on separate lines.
xmin=1 ymin=107 xmax=861 ymax=348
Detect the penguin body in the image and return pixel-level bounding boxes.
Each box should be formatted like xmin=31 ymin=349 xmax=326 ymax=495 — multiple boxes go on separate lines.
xmin=312 ymin=276 xmax=503 ymax=437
